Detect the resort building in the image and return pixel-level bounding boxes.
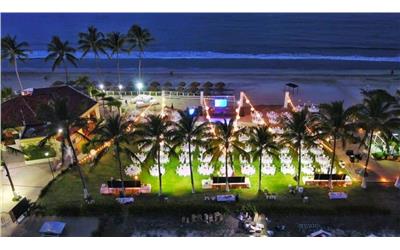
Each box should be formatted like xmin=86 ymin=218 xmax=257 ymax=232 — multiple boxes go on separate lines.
xmin=1 ymin=85 xmax=100 ymax=163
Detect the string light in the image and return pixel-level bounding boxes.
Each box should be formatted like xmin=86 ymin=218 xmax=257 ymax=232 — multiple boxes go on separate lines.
xmin=286 ymin=92 xmax=333 ymax=153
xmin=79 ymin=103 xmax=155 ymax=164
xmin=242 ymin=93 xmax=266 ymax=125
xmin=202 ymin=98 xmax=216 ymax=136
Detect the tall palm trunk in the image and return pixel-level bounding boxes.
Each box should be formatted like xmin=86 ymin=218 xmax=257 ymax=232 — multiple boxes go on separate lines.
xmin=157 ymin=148 xmax=162 ymax=196
xmin=63 ymin=61 xmax=69 ymax=83
xmin=328 ymin=134 xmax=337 ymax=190
xmin=13 ymin=59 xmax=24 ymax=92
xmin=116 ymin=51 xmax=121 ymax=85
xmin=94 ymin=54 xmax=102 ymax=82
xmin=258 ymin=151 xmax=263 ymax=192
xmin=225 ymin=147 xmax=229 ymax=192
xmin=364 ymin=130 xmax=374 ymax=175
xmin=297 ymin=143 xmax=302 ymax=189
xmin=3 ymin=161 xmax=20 ymax=200
xmin=116 ymin=143 xmax=125 ymax=197
xmin=188 ymin=139 xmax=195 ymax=194
xmin=66 ymin=129 xmax=91 ymax=201
xmin=138 ymin=52 xmax=143 ymax=80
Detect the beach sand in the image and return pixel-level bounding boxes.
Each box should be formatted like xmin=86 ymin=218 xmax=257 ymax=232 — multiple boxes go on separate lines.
xmin=2 ymin=68 xmax=399 ymax=106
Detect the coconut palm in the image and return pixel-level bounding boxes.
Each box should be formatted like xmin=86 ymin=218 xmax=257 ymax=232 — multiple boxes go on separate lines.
xmin=105 ymin=32 xmax=128 ymax=85
xmin=352 ymin=89 xmax=400 ymax=188
xmin=89 ymin=115 xmax=138 ymax=196
xmin=170 ymin=110 xmax=210 ymax=193
xmin=1 ymin=35 xmax=30 ymax=92
xmin=45 ymin=36 xmax=78 ymax=83
xmin=134 ymin=115 xmax=174 ymax=196
xmin=281 ymin=108 xmax=318 ymax=189
xmin=37 ymin=98 xmax=93 ymax=202
xmin=317 ymin=101 xmax=357 ymax=189
xmin=248 ymin=125 xmax=279 ymax=192
xmin=104 ymin=96 xmax=122 ymax=114
xmin=73 ymin=75 xmax=96 ymax=96
xmin=205 ymin=118 xmax=248 ymax=192
xmin=127 ymin=25 xmax=154 ymax=80
xmin=78 ymin=26 xmax=108 ymax=81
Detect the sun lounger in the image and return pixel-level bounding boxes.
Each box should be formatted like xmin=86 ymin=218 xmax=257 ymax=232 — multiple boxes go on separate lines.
xmin=39 ymin=221 xmax=66 ymax=236
xmin=216 ymin=194 xmax=236 ymax=202
xmin=328 ymin=192 xmax=348 ymax=200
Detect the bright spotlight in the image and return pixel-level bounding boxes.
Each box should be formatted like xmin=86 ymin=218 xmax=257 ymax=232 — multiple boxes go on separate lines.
xmin=136 ymin=82 xmax=143 ymax=90
xmin=99 ymin=83 xmax=104 ymax=90
xmin=118 ymin=84 xmax=123 ymax=90
xmin=58 ymin=128 xmax=63 ymax=134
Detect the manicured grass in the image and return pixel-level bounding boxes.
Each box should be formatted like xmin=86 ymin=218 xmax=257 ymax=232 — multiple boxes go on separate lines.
xmin=38 ymin=146 xmax=398 ymax=219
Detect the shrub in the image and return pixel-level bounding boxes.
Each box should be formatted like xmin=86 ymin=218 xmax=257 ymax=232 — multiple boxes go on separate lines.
xmin=22 ymin=144 xmax=56 ymax=161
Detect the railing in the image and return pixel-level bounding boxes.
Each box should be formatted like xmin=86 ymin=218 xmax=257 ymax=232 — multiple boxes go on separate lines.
xmin=104 ymin=90 xmax=202 ymax=97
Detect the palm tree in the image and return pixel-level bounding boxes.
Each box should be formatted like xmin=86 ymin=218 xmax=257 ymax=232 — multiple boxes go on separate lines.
xmin=281 ymin=108 xmax=318 ymax=189
xmin=206 ymin=118 xmax=248 ymax=192
xmin=105 ymin=32 xmax=128 ymax=85
xmin=127 ymin=25 xmax=154 ymax=80
xmin=353 ymin=89 xmax=400 ymax=188
xmin=78 ymin=26 xmax=108 ymax=81
xmin=73 ymin=75 xmax=96 ymax=96
xmin=89 ymin=115 xmax=138 ymax=197
xmin=317 ymin=101 xmax=356 ymax=189
xmin=45 ymin=36 xmax=78 ymax=84
xmin=248 ymin=125 xmax=279 ymax=192
xmin=170 ymin=110 xmax=209 ymax=193
xmin=37 ymin=98 xmax=93 ymax=202
xmin=134 ymin=115 xmax=174 ymax=196
xmin=1 ymin=35 xmax=30 ymax=92
xmin=104 ymin=96 xmax=122 ymax=114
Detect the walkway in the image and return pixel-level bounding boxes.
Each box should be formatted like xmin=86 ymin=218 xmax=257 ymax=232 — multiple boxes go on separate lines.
xmin=1 ymin=151 xmax=64 ymax=236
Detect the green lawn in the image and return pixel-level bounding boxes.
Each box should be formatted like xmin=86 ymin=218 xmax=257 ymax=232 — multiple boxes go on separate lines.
xmin=37 ymin=146 xmax=349 ymax=212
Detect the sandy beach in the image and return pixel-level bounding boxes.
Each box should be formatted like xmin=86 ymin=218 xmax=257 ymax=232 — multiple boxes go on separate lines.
xmin=2 ymin=68 xmax=399 ymax=106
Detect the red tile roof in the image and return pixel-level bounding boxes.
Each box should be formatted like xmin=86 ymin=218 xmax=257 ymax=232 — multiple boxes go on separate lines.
xmin=2 ymin=85 xmax=97 ymax=128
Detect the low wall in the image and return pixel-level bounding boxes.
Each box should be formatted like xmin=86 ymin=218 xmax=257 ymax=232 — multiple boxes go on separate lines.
xmin=25 ymin=157 xmax=57 ymax=166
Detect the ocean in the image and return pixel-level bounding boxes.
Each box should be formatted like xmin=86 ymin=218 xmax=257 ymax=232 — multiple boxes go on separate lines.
xmin=1 ymin=13 xmax=399 ymax=71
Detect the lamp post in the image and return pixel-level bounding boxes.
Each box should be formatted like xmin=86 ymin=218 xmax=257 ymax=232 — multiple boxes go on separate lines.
xmin=99 ymin=83 xmax=104 ymax=93
xmin=136 ymin=82 xmax=143 ymax=96
xmin=118 ymin=84 xmax=123 ymax=99
xmin=45 ymin=152 xmax=55 ymax=179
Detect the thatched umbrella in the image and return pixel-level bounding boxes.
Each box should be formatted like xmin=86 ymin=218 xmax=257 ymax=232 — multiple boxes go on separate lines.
xmin=177 ymin=82 xmax=186 ymax=92
xmin=286 ymin=83 xmax=299 ymax=95
xmin=163 ymin=81 xmax=173 ymax=91
xmin=149 ymin=81 xmax=160 ymax=91
xmin=215 ymin=81 xmax=226 ymax=94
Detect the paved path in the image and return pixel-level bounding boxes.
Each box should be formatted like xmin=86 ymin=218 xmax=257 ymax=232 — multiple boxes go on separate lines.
xmin=1 ymin=151 xmax=64 ymax=236
xmin=335 ymin=143 xmax=400 ymax=184
xmin=6 ymin=216 xmax=99 ymax=237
